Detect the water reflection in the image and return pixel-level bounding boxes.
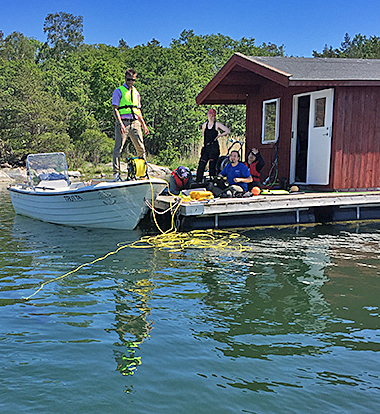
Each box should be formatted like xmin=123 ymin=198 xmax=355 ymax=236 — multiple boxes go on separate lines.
xmin=180 ymin=225 xmax=379 ymax=394
xmin=5 ymin=213 xmax=157 ymax=378
xmin=110 ymin=279 xmax=154 ymax=376
xmin=152 ymin=224 xmax=380 ymax=372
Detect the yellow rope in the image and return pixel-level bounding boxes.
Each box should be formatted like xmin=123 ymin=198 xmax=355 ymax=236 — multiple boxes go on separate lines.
xmin=23 ymin=181 xmax=252 ymax=300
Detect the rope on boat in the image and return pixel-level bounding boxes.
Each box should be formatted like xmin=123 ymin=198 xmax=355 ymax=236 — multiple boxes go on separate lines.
xmin=144 ymin=197 xmax=181 ymax=214
xmin=23 ymin=179 xmax=252 ymax=300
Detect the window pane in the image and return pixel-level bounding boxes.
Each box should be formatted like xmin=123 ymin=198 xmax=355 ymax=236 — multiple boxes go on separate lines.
xmin=314 ymin=97 xmax=326 ymax=127
xmin=263 ymin=101 xmax=277 ymax=142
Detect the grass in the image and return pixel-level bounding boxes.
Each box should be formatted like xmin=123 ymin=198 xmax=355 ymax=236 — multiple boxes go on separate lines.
xmin=149 ymin=152 xmax=200 ymax=172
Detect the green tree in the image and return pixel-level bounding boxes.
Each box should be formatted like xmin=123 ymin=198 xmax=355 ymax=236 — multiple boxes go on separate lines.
xmin=0 ymin=59 xmax=73 ymax=162
xmin=313 ymin=33 xmax=380 ymax=59
xmin=40 ymin=11 xmax=84 ymax=59
xmin=0 ymin=31 xmax=40 ymax=61
xmin=77 ymin=129 xmax=114 ymax=165
xmin=88 ymin=59 xmax=123 ymax=133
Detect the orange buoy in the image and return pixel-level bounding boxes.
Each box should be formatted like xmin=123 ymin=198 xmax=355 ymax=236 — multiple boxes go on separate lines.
xmin=251 ymin=186 xmax=261 ymax=196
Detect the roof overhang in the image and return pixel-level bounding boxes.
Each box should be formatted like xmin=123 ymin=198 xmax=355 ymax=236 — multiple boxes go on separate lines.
xmin=196 ymin=53 xmax=291 ymax=105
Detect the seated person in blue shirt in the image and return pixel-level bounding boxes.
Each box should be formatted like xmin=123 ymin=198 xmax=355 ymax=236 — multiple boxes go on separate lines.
xmin=219 ymin=150 xmax=252 ymax=193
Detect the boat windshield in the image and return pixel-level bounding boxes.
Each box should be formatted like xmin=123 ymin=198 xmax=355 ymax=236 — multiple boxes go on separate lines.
xmin=27 ymin=152 xmax=70 ymax=187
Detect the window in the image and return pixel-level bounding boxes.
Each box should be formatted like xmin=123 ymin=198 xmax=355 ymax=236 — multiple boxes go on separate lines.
xmin=262 ymin=98 xmax=280 ymax=144
xmin=314 ymin=97 xmax=326 ymax=127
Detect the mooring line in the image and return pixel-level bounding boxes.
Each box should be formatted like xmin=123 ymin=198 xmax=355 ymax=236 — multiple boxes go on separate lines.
xmin=23 ymin=181 xmax=252 ymax=300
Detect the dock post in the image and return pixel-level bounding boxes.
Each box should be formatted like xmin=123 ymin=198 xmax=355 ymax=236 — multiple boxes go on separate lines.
xmin=296 ymin=209 xmax=300 ymax=224
xmin=356 ymin=206 xmax=360 ymax=220
xmin=214 ymin=214 xmax=219 ymax=228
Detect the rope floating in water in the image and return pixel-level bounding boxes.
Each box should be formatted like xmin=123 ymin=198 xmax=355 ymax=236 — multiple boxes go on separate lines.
xmin=23 ymin=181 xmax=252 ymax=300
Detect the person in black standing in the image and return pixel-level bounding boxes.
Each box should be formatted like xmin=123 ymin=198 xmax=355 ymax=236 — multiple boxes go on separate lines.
xmin=196 ymin=108 xmax=230 ymax=183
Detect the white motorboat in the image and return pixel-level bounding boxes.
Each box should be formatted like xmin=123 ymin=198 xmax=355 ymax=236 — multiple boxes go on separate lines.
xmin=7 ymin=152 xmax=167 ymax=230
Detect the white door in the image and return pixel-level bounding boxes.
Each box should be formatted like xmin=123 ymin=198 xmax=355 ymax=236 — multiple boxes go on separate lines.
xmin=306 ymin=89 xmax=334 ymax=185
xmin=290 ymin=89 xmax=334 ymax=185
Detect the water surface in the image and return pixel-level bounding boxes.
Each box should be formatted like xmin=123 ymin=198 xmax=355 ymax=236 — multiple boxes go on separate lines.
xmin=1 ymin=183 xmax=380 ymax=413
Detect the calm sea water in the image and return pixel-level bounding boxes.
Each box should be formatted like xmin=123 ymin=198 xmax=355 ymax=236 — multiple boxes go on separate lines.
xmin=1 ymin=182 xmax=380 ymax=414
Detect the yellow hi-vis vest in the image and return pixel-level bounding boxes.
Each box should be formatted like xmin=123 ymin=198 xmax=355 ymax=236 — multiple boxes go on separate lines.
xmin=118 ymin=85 xmax=139 ymax=118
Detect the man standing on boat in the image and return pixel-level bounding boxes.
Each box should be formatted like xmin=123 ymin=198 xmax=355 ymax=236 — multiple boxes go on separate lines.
xmin=112 ymin=69 xmax=149 ymax=181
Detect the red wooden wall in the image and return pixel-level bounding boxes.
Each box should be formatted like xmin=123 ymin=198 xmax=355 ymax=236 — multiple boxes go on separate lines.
xmin=245 ymin=84 xmax=380 ymax=190
xmin=331 ymin=86 xmax=380 ymax=189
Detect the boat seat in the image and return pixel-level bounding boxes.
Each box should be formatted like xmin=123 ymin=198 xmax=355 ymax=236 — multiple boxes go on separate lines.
xmin=37 ymin=179 xmax=70 ymax=189
xmin=69 ymin=182 xmax=87 ymax=189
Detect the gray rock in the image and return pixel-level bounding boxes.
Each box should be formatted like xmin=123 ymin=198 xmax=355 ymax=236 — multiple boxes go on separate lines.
xmin=0 ymin=167 xmax=27 ymax=182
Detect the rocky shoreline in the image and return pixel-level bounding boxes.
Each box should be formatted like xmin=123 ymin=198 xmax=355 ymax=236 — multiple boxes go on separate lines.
xmin=0 ymin=167 xmax=27 ymax=182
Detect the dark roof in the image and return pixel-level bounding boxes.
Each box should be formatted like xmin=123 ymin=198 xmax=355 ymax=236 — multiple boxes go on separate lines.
xmin=245 ymin=55 xmax=380 ymax=81
xmin=196 ymin=53 xmax=380 ymax=105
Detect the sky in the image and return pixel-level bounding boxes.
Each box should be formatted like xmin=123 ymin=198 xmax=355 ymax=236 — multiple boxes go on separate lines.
xmin=1 ymin=0 xmax=380 ymax=57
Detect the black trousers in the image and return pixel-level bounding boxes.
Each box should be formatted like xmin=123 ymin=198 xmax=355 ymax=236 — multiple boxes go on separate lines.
xmin=196 ymin=144 xmax=220 ymax=182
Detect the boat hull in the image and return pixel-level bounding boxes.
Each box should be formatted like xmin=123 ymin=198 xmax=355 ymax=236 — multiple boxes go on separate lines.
xmin=8 ymin=179 xmax=167 ymax=230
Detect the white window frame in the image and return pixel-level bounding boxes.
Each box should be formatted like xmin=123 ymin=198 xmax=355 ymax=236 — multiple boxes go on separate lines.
xmin=261 ymin=98 xmax=280 ymax=144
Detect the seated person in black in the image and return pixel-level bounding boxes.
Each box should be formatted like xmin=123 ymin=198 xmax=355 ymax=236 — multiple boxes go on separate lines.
xmin=244 ymin=148 xmax=265 ymax=191
xmin=169 ymin=166 xmax=194 ymax=195
xmin=196 ymin=108 xmax=230 ymax=183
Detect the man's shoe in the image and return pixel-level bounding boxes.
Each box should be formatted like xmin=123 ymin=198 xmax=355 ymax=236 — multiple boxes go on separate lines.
xmin=114 ymin=173 xmax=122 ymax=181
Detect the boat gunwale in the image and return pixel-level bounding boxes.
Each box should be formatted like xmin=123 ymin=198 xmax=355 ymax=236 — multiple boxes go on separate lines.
xmin=7 ymin=178 xmax=167 ymax=197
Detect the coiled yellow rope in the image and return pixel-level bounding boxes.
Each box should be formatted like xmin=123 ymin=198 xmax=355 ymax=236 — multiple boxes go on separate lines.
xmin=24 ymin=180 xmax=251 ymax=300
xmin=128 ymin=229 xmax=252 ymax=253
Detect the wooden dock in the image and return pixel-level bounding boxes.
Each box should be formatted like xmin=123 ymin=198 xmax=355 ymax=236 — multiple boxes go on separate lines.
xmin=153 ymin=191 xmax=380 ymax=230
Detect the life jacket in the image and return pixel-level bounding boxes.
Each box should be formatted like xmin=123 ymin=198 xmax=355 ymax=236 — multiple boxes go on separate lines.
xmin=189 ymin=190 xmax=213 ymax=200
xmin=245 ymin=161 xmax=260 ymax=182
xmin=118 ymin=85 xmax=139 ymax=119
xmin=171 ymin=168 xmax=190 ymax=190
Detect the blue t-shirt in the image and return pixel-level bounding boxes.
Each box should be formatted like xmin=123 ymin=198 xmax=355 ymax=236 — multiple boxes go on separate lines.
xmin=220 ymin=162 xmax=251 ymax=192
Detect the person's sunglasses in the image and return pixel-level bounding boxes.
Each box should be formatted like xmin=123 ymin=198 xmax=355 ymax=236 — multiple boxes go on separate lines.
xmin=126 ymin=78 xmax=136 ymax=82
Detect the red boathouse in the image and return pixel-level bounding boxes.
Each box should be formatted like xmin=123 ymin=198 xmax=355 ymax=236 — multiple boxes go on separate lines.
xmin=196 ymin=54 xmax=380 ymax=190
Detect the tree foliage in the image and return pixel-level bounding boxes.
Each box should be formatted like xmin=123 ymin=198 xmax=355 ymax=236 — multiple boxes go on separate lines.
xmin=0 ymin=59 xmax=73 ymax=160
xmin=313 ymin=33 xmax=380 ymax=59
xmin=0 ymin=31 xmax=40 ymax=62
xmin=0 ymin=13 xmax=284 ymax=167
xmin=42 ymin=11 xmax=84 ymax=59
